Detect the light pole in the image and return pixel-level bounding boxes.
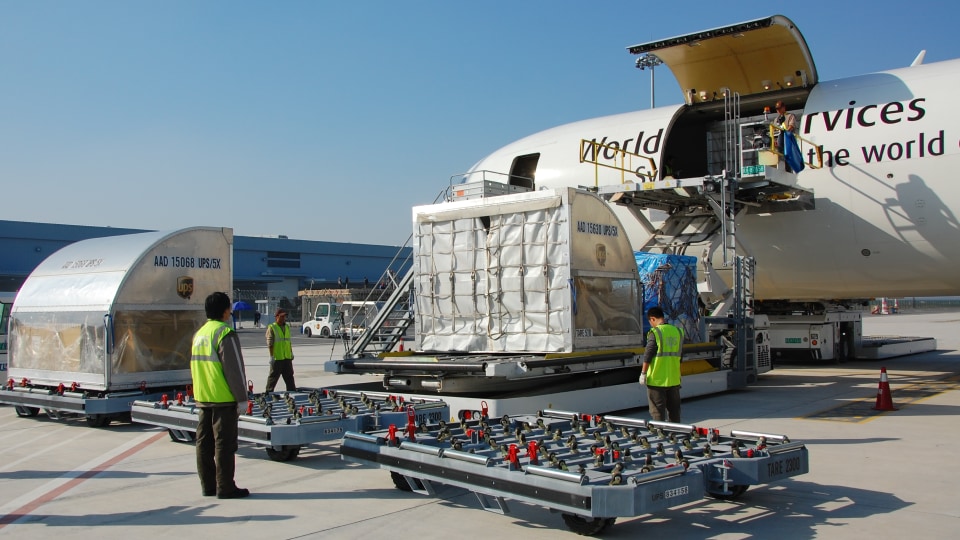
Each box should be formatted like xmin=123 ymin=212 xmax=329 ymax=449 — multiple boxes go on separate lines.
xmin=635 ymin=54 xmax=663 ymax=109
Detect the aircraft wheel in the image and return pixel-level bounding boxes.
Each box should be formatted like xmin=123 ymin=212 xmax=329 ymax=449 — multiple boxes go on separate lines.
xmin=560 ymin=514 xmax=616 ymax=535
xmin=15 ymin=405 xmax=41 ymax=417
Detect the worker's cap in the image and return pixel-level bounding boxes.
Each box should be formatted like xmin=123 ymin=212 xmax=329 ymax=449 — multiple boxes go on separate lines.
xmin=275 ymin=308 xmax=287 ymax=316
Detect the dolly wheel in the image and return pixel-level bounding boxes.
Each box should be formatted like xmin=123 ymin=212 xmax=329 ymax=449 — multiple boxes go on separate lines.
xmin=14 ymin=406 xmax=40 ymax=417
xmin=390 ymin=471 xmax=424 ymax=492
xmin=708 ymin=484 xmax=749 ymax=500
xmin=265 ymin=445 xmax=301 ymax=462
xmin=168 ymin=429 xmax=196 ymax=443
xmin=85 ymin=414 xmax=111 ymax=428
xmin=560 ymin=514 xmax=616 ymax=535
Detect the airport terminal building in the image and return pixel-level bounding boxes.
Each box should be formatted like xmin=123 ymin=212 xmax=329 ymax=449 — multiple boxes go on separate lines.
xmin=0 ymin=220 xmax=409 ymax=319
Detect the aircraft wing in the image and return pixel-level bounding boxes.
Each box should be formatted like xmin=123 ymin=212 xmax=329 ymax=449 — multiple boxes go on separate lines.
xmin=628 ymin=15 xmax=818 ymax=104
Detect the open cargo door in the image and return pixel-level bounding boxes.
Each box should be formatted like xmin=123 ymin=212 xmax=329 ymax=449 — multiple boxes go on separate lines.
xmin=628 ymin=15 xmax=818 ymax=104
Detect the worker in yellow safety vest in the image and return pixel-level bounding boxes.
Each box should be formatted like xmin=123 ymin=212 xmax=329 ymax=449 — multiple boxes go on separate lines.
xmin=265 ymin=307 xmax=296 ymax=392
xmin=639 ymin=306 xmax=684 ymax=422
xmin=190 ymin=292 xmax=250 ymax=499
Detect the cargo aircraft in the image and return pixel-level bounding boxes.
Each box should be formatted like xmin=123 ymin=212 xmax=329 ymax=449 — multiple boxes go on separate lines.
xmin=463 ymin=15 xmax=960 ymax=308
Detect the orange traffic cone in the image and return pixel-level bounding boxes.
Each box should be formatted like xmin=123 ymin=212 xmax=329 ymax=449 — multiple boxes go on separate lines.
xmin=398 ymin=336 xmax=404 ymax=352
xmin=880 ymin=297 xmax=889 ymax=315
xmin=872 ymin=367 xmax=897 ymax=411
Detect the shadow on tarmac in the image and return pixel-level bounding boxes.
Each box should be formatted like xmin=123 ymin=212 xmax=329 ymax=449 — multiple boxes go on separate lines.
xmin=423 ymin=478 xmax=910 ymax=538
xmin=5 ymin=505 xmax=292 ymax=527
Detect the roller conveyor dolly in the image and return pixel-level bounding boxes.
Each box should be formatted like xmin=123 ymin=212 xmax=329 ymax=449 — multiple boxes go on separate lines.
xmin=2 ymin=378 xmax=192 ymax=428
xmin=340 ymin=409 xmax=809 ymax=535
xmin=131 ymin=387 xmax=449 ymax=462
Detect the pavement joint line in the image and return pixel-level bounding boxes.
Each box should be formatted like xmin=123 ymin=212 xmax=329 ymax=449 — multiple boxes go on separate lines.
xmin=0 ymin=430 xmax=167 ymax=529
xmin=0 ymin=423 xmax=74 ymax=454
xmin=0 ymin=427 xmax=95 ymax=474
xmin=801 ymin=374 xmax=960 ymax=423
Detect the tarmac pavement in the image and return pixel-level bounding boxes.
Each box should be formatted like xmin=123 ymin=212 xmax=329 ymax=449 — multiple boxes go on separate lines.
xmin=0 ymin=312 xmax=958 ymax=538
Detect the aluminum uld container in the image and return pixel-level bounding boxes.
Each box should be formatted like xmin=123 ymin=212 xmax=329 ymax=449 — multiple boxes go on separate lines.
xmin=8 ymin=227 xmax=233 ymax=391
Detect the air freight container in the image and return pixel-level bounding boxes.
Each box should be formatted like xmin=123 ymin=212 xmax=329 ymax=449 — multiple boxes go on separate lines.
xmin=6 ymin=227 xmax=233 ymax=392
xmin=413 ymin=187 xmax=643 ymax=353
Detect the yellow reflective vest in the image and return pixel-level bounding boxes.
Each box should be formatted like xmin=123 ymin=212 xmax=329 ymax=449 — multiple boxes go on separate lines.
xmin=647 ymin=324 xmax=683 ymax=387
xmin=191 ymin=320 xmax=236 ymax=403
xmin=269 ymin=323 xmax=293 ymax=360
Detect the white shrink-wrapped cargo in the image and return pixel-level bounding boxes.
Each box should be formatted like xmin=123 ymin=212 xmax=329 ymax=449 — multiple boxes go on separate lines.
xmin=413 ymin=188 xmax=642 ymax=354
xmin=8 ymin=227 xmax=233 ymax=392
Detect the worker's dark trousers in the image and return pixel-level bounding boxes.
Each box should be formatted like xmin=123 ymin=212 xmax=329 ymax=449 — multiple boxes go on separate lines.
xmin=196 ymin=405 xmax=240 ymax=494
xmin=265 ymin=359 xmax=296 ymax=392
xmin=647 ymin=385 xmax=682 ymax=423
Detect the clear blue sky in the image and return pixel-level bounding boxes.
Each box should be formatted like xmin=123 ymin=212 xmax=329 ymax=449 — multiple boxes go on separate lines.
xmin=3 ymin=1 xmax=957 ymax=246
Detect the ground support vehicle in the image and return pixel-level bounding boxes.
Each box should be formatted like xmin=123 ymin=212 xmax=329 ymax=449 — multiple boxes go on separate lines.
xmin=300 ymin=301 xmax=342 ymax=338
xmin=131 ymin=387 xmax=449 ymax=462
xmin=762 ymin=303 xmax=936 ymax=362
xmin=328 ymin=186 xmax=768 ymax=404
xmin=341 ymin=408 xmax=809 ymax=535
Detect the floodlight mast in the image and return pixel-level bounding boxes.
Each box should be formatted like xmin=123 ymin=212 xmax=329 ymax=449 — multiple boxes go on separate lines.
xmin=635 ymin=54 xmax=663 ymax=109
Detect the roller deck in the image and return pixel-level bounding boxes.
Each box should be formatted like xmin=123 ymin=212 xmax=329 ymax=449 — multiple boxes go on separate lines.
xmin=131 ymin=387 xmax=449 ymax=461
xmin=1 ymin=380 xmax=192 ymax=427
xmin=341 ymin=409 xmax=808 ymax=535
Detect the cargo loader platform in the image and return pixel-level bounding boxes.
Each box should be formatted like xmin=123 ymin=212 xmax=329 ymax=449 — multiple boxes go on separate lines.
xmin=858 ymin=335 xmax=938 ymax=360
xmin=131 ymin=387 xmax=449 ymax=461
xmin=341 ymin=408 xmax=809 ymax=535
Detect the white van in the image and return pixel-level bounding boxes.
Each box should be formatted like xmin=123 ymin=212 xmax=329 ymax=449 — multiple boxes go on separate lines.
xmin=302 ymin=302 xmax=342 ymax=338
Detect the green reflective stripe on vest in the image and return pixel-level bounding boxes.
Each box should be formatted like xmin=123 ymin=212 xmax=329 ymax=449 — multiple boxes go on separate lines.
xmin=269 ymin=323 xmax=293 ymax=360
xmin=190 ymin=320 xmax=236 ymax=403
xmin=648 ymin=324 xmax=683 ymax=387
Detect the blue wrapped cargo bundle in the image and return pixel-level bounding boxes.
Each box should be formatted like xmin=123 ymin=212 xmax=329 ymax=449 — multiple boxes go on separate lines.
xmin=635 ymin=252 xmax=702 ymax=342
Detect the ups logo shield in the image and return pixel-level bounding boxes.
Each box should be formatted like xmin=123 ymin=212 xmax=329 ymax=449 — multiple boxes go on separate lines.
xmin=177 ymin=276 xmax=194 ymax=299
xmin=595 ymin=243 xmax=607 ymax=267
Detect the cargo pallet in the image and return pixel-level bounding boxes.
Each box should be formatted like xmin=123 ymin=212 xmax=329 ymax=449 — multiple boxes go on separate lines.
xmin=131 ymin=387 xmax=449 ymax=461
xmin=341 ymin=409 xmax=809 ymax=535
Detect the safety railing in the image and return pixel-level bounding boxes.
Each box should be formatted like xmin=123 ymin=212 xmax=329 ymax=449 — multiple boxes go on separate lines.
xmin=580 ymin=139 xmax=658 ymax=186
xmin=767 ymin=124 xmax=824 ymax=170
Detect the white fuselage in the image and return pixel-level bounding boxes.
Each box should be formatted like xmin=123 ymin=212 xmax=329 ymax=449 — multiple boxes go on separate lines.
xmin=465 ymin=59 xmax=960 ymax=301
